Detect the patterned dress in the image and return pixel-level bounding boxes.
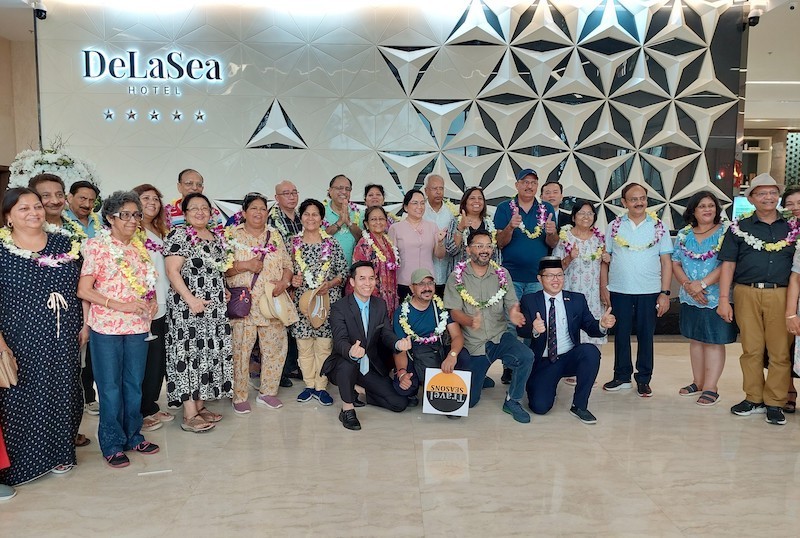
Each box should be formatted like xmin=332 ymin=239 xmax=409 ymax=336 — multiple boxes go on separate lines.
xmin=351 ymin=233 xmax=399 ymax=318
xmin=444 ymin=217 xmax=501 ymax=273
xmin=0 ymin=233 xmax=82 ymax=486
xmin=553 ymin=228 xmax=607 ymax=346
xmin=164 ymin=226 xmax=233 ymax=404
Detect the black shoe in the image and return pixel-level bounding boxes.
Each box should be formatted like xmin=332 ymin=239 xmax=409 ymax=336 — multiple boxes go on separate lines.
xmin=730 ymin=399 xmax=766 ymax=416
xmin=569 ymin=406 xmax=597 ymax=424
xmin=352 ymin=394 xmax=365 ymax=408
xmin=482 ymin=376 xmax=495 ymax=389
xmin=407 ymin=395 xmax=419 ymax=408
xmin=765 ymin=405 xmax=787 ymax=425
xmin=501 ymin=368 xmax=512 ymax=385
xmin=339 ymin=409 xmax=361 ymax=430
xmin=279 ymin=377 xmax=293 ymax=388
xmin=287 ymin=369 xmax=303 ymax=380
xmin=636 ymin=382 xmax=653 ymax=398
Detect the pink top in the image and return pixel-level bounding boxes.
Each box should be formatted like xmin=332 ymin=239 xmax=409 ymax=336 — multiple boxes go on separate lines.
xmin=81 ymin=236 xmax=152 ymax=335
xmin=389 ymin=219 xmax=437 ymax=286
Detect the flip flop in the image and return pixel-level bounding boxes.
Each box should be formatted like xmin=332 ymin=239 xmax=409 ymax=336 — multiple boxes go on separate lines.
xmin=679 ymin=383 xmax=700 ymax=396
xmin=696 ymin=390 xmax=720 ymax=406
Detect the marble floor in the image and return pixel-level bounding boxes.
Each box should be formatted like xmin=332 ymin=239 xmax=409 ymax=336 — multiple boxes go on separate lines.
xmin=2 ymin=340 xmax=799 ymax=537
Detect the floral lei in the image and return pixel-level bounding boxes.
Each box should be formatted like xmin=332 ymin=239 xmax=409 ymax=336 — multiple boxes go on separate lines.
xmin=228 ymin=228 xmax=278 ymax=256
xmin=676 ymin=223 xmax=730 ymax=260
xmin=104 ymin=230 xmax=157 ymax=300
xmin=459 ymin=216 xmax=497 ymax=246
xmin=323 ymin=199 xmax=361 ymax=229
xmin=185 ymin=224 xmax=235 ymax=272
xmin=729 ymin=214 xmax=800 ymax=252
xmin=62 ymin=211 xmax=102 ymax=240
xmin=610 ymin=212 xmax=666 ymax=251
xmin=144 ymin=237 xmax=165 ymax=255
xmin=398 ymin=295 xmax=448 ymax=344
xmin=361 ymin=230 xmax=400 ymax=270
xmin=559 ymin=225 xmax=605 ymax=261
xmin=0 ymin=224 xmax=81 ymax=267
xmin=509 ymin=198 xmax=548 ymax=240
xmin=269 ymin=205 xmax=290 ymax=237
xmin=292 ymin=230 xmax=333 ymax=289
xmin=443 ymin=199 xmax=460 ymax=217
xmin=454 ymin=260 xmax=508 ymax=309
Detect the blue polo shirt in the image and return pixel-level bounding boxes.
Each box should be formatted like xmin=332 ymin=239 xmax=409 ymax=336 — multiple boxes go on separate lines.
xmin=493 ymin=198 xmax=555 ymax=283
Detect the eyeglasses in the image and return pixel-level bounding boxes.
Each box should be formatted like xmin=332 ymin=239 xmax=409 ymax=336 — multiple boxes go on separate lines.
xmin=576 ymin=211 xmax=594 ymax=217
xmin=414 ymin=281 xmax=435 ymax=288
xmin=113 ymin=211 xmax=144 ymax=222
xmin=518 ymin=179 xmax=538 ymax=186
xmin=186 ymin=207 xmax=211 ymax=214
xmin=470 ymin=243 xmax=493 ymax=250
xmin=276 ymin=190 xmax=298 ymax=197
xmin=368 ymin=217 xmax=387 ymax=222
xmin=752 ymin=190 xmax=779 ymax=199
xmin=331 ymin=186 xmax=352 ymax=192
xmin=626 ymin=196 xmax=647 ymax=203
xmin=407 ymin=200 xmax=425 ymax=206
xmin=540 ymin=273 xmax=564 ymax=280
xmin=181 ymin=181 xmax=204 ymax=189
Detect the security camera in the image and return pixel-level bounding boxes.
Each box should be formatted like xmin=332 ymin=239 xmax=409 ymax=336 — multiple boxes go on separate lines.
xmin=748 ymin=7 xmax=763 ymax=26
xmin=22 ymin=1 xmax=47 ymax=20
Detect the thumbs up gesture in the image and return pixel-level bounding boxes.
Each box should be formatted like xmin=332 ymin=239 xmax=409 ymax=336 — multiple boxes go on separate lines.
xmin=510 ymin=208 xmax=522 ymax=229
xmin=545 ymin=213 xmax=556 ymax=235
xmin=396 ymin=336 xmax=412 ymax=352
xmin=532 ymin=312 xmax=546 ymax=334
xmin=350 ymin=339 xmax=366 ymax=359
xmin=600 ymin=307 xmax=616 ymax=329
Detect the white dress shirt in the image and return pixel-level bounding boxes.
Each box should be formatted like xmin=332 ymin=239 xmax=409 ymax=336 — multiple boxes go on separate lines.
xmin=543 ymin=291 xmax=574 ymax=358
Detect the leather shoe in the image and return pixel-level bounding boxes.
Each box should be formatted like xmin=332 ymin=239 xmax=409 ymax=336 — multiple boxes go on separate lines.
xmin=279 ymin=377 xmax=293 ymax=388
xmin=352 ymin=394 xmax=365 ymax=408
xmin=287 ymin=369 xmax=303 ymax=380
xmin=407 ymin=395 xmax=419 ymax=408
xmin=339 ymin=409 xmax=361 ymax=430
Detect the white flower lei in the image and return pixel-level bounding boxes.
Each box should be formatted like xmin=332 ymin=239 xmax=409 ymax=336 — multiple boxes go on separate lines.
xmin=361 ymin=230 xmax=400 ymax=269
xmin=10 ymin=143 xmax=100 ymax=188
xmin=454 ymin=260 xmax=508 ymax=309
xmin=62 ymin=211 xmax=102 ymax=240
xmin=398 ymin=295 xmax=448 ymax=344
xmin=269 ymin=205 xmax=290 ymax=238
xmin=0 ymin=225 xmax=81 ymax=267
xmin=100 ymin=231 xmax=158 ymax=299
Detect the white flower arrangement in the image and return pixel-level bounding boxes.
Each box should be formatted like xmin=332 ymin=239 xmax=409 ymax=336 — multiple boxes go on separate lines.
xmin=9 ymin=141 xmax=100 ymax=188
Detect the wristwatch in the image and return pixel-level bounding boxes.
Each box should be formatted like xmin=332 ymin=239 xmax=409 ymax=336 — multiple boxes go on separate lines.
xmin=660 ymin=290 xmax=671 ymax=296
xmin=448 ymin=351 xmax=457 ymax=358
xmin=700 ymin=280 xmax=708 ymax=290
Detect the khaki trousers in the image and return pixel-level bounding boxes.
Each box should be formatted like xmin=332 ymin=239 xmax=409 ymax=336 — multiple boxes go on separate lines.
xmin=297 ymin=337 xmax=332 ymax=391
xmin=231 ymin=320 xmax=288 ymax=403
xmin=733 ymin=284 xmax=792 ymax=406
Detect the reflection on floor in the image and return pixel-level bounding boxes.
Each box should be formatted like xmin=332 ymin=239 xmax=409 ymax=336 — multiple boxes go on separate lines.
xmin=3 ymin=341 xmax=799 ymax=536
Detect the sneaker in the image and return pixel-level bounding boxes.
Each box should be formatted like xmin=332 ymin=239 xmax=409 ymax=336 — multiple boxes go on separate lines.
xmin=765 ymin=405 xmax=787 ymax=425
xmin=132 ymin=441 xmax=160 ymax=455
xmin=256 ymin=394 xmax=284 ymax=409
xmin=141 ymin=415 xmax=164 ymax=432
xmin=637 ymin=382 xmax=653 ymax=398
xmin=84 ymin=401 xmax=100 ymax=415
xmin=603 ymin=379 xmax=632 ymax=392
xmin=502 ymin=399 xmax=531 ymax=424
xmin=0 ymin=484 xmax=16 ymax=501
xmin=569 ymin=406 xmax=597 ymax=424
xmin=232 ymin=401 xmax=251 ymax=414
xmin=105 ymin=452 xmax=130 ymax=468
xmin=52 ymin=464 xmax=74 ymax=474
xmin=313 ymin=390 xmax=333 ymax=406
xmin=297 ymin=388 xmax=315 ymax=402
xmin=731 ymin=399 xmax=766 ymax=416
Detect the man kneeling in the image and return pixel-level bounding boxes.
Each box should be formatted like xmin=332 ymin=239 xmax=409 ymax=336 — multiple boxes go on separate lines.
xmin=517 ymin=256 xmax=616 ymax=424
xmin=322 ymin=261 xmax=412 ymax=430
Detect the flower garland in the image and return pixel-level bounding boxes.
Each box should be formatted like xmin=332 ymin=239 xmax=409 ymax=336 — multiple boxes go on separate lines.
xmin=454 ymin=260 xmax=508 ymax=309
xmin=322 ymin=199 xmax=361 ymax=229
xmin=185 ymin=224 xmax=235 ymax=272
xmin=459 ymin=216 xmax=497 ymax=246
xmin=269 ymin=205 xmax=290 ymax=237
xmin=559 ymin=225 xmax=605 ymax=261
xmin=62 ymin=211 xmax=102 ymax=241
xmin=361 ymin=230 xmax=400 ymax=270
xmin=675 ymin=223 xmax=730 ymax=260
xmin=10 ymin=142 xmax=100 ymax=187
xmin=443 ymin=199 xmax=460 ymax=217
xmin=509 ymin=198 xmax=548 ymax=240
xmin=610 ymin=212 xmax=666 ymax=251
xmin=0 ymin=225 xmax=81 ymax=267
xmin=144 ymin=237 xmax=165 ymax=256
xmin=292 ymin=230 xmax=333 ymax=289
xmin=398 ymin=295 xmax=449 ymax=344
xmin=729 ymin=216 xmax=800 ymax=252
xmin=228 ymin=229 xmax=278 ymax=256
xmin=105 ymin=231 xmax=157 ymax=300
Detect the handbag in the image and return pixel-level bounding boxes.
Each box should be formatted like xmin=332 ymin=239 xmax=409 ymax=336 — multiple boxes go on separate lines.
xmin=226 ymin=231 xmax=270 ymax=319
xmin=0 ymin=349 xmax=18 ymax=389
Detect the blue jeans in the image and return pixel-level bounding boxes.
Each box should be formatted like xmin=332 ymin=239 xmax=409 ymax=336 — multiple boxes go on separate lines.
xmin=610 ymin=292 xmax=658 ymax=384
xmin=465 ymin=331 xmax=534 ymax=407
xmin=90 ymin=330 xmax=148 ymax=457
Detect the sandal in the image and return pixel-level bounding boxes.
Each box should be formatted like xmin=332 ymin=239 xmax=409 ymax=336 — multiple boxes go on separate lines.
xmin=696 ymin=390 xmax=720 ymax=406
xmin=784 ymin=390 xmax=797 ymax=413
xmin=197 ymin=407 xmax=222 ymax=423
xmin=679 ymin=383 xmax=700 ymax=397
xmin=74 ymin=434 xmax=91 ymax=447
xmin=180 ymin=414 xmax=215 ymax=433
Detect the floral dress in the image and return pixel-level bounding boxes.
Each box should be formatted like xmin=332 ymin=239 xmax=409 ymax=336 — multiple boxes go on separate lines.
xmin=553 ymin=228 xmax=607 ymax=346
xmin=352 ymin=232 xmax=399 ymax=318
xmin=444 ymin=217 xmax=501 ymax=273
xmin=290 ymin=236 xmax=348 ymax=339
xmin=164 ymin=226 xmax=233 ymax=404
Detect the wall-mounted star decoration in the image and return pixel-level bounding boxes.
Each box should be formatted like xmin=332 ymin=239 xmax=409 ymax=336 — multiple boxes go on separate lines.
xmin=195 ymin=111 xmax=205 ymax=122
xmin=103 ymin=109 xmax=113 ymax=120
xmin=126 ymin=110 xmax=136 ymax=120
xmin=149 ymin=110 xmax=160 ymax=121
xmin=172 ymin=110 xmax=182 ymax=121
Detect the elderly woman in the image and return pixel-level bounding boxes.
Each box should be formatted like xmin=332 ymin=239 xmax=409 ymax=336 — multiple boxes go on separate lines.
xmin=132 ymin=184 xmax=174 ymax=432
xmin=164 ymin=193 xmax=234 ymax=433
xmin=291 ymin=198 xmax=348 ymax=406
xmin=351 ymin=206 xmax=400 ymax=318
xmin=226 ymin=193 xmax=295 ymax=414
xmin=363 ymin=183 xmax=400 ymax=228
xmin=78 ymin=190 xmax=160 ymax=468
xmin=444 ymin=186 xmax=500 ymax=272
xmin=389 ymin=189 xmax=446 ymax=302
xmin=0 ymin=188 xmax=84 ymax=484
xmin=672 ymin=191 xmax=735 ymax=406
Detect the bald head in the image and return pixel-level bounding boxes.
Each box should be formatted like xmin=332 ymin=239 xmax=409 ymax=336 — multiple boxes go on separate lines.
xmin=424 ymin=173 xmax=445 ymax=208
xmin=274 ymin=180 xmax=299 ymax=212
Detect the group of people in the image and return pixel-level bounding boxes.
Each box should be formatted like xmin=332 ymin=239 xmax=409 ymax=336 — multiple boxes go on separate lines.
xmin=0 ymin=165 xmax=797 ymax=501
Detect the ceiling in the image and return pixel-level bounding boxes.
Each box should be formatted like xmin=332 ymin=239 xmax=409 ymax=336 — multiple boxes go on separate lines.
xmin=0 ymin=0 xmax=797 ymax=130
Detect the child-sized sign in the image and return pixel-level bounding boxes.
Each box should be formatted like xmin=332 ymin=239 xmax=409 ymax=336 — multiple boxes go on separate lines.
xmin=422 ymin=369 xmax=471 ymax=417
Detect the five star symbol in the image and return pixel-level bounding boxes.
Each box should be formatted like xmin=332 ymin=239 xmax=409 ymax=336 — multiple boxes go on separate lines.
xmin=172 ymin=110 xmax=182 ymax=121
xmin=126 ymin=110 xmax=136 ymax=120
xmin=195 ymin=111 xmax=205 ymax=122
xmin=103 ymin=110 xmax=113 ymax=120
xmin=149 ymin=110 xmax=160 ymax=121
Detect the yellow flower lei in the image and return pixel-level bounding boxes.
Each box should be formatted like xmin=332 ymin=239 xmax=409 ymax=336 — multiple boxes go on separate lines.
xmin=398 ymin=295 xmax=449 ymax=344
xmin=294 ymin=230 xmax=333 ymax=289
xmin=559 ymin=226 xmax=604 ymax=261
xmin=612 ymin=212 xmax=665 ymax=251
xmin=104 ymin=230 xmax=157 ymax=299
xmin=443 ymin=199 xmax=460 ymax=217
xmin=62 ymin=211 xmax=101 ymax=242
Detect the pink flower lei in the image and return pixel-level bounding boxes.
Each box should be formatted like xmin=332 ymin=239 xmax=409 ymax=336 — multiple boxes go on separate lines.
xmin=144 ymin=237 xmax=165 ymax=255
xmin=561 ymin=226 xmax=605 ymax=259
xmin=508 ymin=198 xmax=547 ymax=239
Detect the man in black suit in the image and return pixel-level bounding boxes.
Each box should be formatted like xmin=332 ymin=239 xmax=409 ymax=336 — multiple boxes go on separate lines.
xmin=541 ymin=180 xmax=571 ymax=230
xmin=517 ymin=257 xmax=616 ymax=424
xmin=321 ymin=261 xmax=413 ymax=430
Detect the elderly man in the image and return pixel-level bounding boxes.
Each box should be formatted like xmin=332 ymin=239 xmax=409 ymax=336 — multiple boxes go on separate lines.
xmin=165 ymin=168 xmax=223 ymax=227
xmin=444 ymin=230 xmax=534 ymax=423
xmin=65 ymin=180 xmax=102 ymax=239
xmin=540 ymin=180 xmax=571 ymax=229
xmin=29 ymin=173 xmax=68 ymax=228
xmin=718 ymin=174 xmax=795 ymax=426
xmin=423 ymin=173 xmax=455 ymax=297
xmin=324 ymin=174 xmax=362 ymax=266
xmin=518 ymin=257 xmax=616 ymax=424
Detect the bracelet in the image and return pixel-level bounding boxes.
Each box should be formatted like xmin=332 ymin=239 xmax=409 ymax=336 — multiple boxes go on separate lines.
xmin=104 ymin=298 xmax=110 ymax=308
xmin=787 ymin=315 xmax=797 ymax=320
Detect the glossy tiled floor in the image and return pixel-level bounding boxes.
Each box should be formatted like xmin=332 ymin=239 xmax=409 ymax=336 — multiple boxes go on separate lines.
xmin=2 ymin=340 xmax=799 ymax=537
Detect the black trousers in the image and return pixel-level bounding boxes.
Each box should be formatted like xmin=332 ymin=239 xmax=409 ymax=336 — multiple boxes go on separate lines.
xmin=81 ymin=342 xmax=96 ymax=404
xmin=326 ymin=358 xmax=408 ymax=412
xmin=140 ymin=315 xmax=167 ymax=417
xmin=282 ymin=333 xmax=299 ymax=376
xmin=527 ymin=343 xmax=600 ymax=414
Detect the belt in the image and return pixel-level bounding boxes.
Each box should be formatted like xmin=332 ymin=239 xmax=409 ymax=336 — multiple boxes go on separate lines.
xmin=746 ymin=283 xmax=786 ymax=289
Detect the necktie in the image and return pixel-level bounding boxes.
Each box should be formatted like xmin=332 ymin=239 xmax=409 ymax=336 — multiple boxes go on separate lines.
xmin=548 ymin=297 xmax=558 ymax=362
xmin=359 ymin=304 xmax=370 ymax=375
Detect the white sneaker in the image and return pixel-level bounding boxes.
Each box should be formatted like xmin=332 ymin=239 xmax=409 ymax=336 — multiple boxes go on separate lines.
xmin=84 ymin=401 xmax=100 ymax=415
xmin=0 ymin=484 xmax=16 ymax=501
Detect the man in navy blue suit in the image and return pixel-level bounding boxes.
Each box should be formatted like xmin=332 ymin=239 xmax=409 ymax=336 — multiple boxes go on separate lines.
xmin=517 ymin=257 xmax=616 ymax=424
